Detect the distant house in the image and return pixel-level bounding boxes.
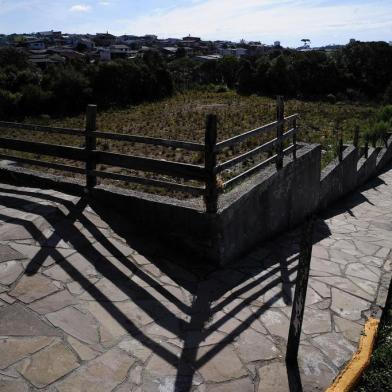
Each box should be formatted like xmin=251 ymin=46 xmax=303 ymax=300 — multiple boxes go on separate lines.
xmin=182 ymin=35 xmax=202 ymax=48
xmin=71 ymin=37 xmax=95 ymax=50
xmin=110 ymin=44 xmax=134 ymax=58
xmin=96 ymin=45 xmax=137 ymax=61
xmin=195 ymin=54 xmax=223 ymax=62
xmin=166 ymin=38 xmax=181 ymax=45
xmin=26 ymin=40 xmax=46 ymax=50
xmin=235 ymin=48 xmax=247 ymax=57
xmin=182 ymin=35 xmax=201 ymax=42
xmin=219 ymin=47 xmax=247 ymax=57
xmin=48 ymin=47 xmax=85 ymax=61
xmin=161 ymin=47 xmax=179 ymax=55
xmin=37 ymin=30 xmax=62 ymax=38
xmin=29 ymin=53 xmax=65 ymax=67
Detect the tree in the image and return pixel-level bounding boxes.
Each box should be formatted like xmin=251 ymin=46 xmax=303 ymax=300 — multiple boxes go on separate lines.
xmin=237 ymin=60 xmax=254 ymax=95
xmin=217 ymin=56 xmax=239 ymax=88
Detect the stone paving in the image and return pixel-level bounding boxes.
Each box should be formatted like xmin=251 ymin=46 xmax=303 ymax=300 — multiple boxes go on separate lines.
xmin=0 ymin=167 xmax=391 ymax=392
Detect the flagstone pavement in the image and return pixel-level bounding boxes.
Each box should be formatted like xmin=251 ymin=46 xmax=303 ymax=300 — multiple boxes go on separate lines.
xmin=0 ymin=166 xmax=391 ymax=392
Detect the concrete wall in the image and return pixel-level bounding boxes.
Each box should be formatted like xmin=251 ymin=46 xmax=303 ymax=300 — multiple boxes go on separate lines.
xmin=376 ymin=136 xmax=392 ymax=170
xmin=357 ymin=147 xmax=380 ymax=186
xmin=1 ymin=135 xmax=392 ymax=266
xmin=0 ymin=164 xmax=215 ymax=262
xmin=216 ymin=144 xmax=321 ymax=263
xmin=319 ymin=146 xmax=358 ymax=210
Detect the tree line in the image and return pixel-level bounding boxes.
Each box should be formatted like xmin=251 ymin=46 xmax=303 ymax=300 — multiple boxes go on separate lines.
xmin=0 ymin=41 xmax=392 ymax=119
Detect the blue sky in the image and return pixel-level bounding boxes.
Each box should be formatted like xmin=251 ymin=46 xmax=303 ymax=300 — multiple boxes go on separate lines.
xmin=0 ymin=0 xmax=391 ymax=47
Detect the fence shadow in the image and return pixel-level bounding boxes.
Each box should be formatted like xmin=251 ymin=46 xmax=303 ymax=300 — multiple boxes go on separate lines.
xmin=0 ymin=186 xmax=332 ymax=391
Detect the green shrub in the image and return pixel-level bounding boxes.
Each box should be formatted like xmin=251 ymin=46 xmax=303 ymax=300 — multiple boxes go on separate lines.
xmin=363 ymin=122 xmax=389 ymax=147
xmin=384 ymin=82 xmax=392 ymax=104
xmin=377 ymin=105 xmax=392 ymax=123
xmin=355 ymin=323 xmax=392 ymax=392
xmin=0 ymin=88 xmax=21 ymax=119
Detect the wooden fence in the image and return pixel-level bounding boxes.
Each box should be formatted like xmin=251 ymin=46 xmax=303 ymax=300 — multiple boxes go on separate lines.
xmin=0 ymin=96 xmax=299 ymax=213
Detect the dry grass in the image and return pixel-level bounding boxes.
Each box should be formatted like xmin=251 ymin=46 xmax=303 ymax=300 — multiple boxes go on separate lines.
xmin=0 ymin=90 xmax=377 ymax=197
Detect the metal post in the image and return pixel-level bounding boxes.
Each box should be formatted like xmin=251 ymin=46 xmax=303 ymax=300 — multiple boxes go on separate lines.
xmin=85 ymin=104 xmax=97 ymax=193
xmin=286 ymin=216 xmax=314 ymax=363
xmin=276 ymin=96 xmax=284 ymax=170
xmin=204 ymin=114 xmax=218 ymax=213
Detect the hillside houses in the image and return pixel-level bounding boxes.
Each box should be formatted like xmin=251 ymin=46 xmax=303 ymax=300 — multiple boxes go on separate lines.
xmin=0 ymin=30 xmax=357 ymax=67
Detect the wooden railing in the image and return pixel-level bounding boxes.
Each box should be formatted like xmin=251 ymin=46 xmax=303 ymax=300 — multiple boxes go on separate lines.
xmin=0 ymin=97 xmax=299 ymax=213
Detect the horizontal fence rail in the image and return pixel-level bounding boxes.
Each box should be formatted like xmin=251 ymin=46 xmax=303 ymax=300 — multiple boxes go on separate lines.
xmin=0 ymin=97 xmax=300 ymax=212
xmin=216 ymin=127 xmax=298 ymax=174
xmin=96 ymin=150 xmax=206 ymax=181
xmin=0 ymin=153 xmax=85 ymax=174
xmin=93 ymin=170 xmax=205 ymax=196
xmin=93 ymin=131 xmax=205 ymax=151
xmin=0 ymin=121 xmax=86 ymax=137
xmin=0 ymin=137 xmax=87 ymax=161
xmin=215 ymin=113 xmax=298 ymax=152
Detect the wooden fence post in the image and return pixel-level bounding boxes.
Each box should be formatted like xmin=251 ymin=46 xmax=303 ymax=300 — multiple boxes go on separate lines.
xmin=85 ymin=104 xmax=97 ymax=193
xmin=204 ymin=114 xmax=218 ymax=213
xmin=353 ymin=126 xmax=359 ymax=149
xmin=365 ymin=135 xmax=369 ymax=159
xmin=286 ymin=216 xmax=314 ymax=364
xmin=293 ymin=117 xmax=297 ymax=160
xmin=338 ymin=133 xmax=343 ymax=162
xmin=276 ymin=96 xmax=284 ymax=170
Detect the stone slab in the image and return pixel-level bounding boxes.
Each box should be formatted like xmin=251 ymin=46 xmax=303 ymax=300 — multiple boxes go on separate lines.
xmin=55 ymin=349 xmax=134 ymax=392
xmin=28 ymin=290 xmax=78 ymax=315
xmin=0 ymin=304 xmax=61 ymax=337
xmin=46 ymin=307 xmax=99 ymax=344
xmin=0 ymin=245 xmax=24 ymax=263
xmin=0 ymin=337 xmax=54 ymax=369
xmin=17 ymin=342 xmax=79 ymax=388
xmin=8 ymin=274 xmax=61 ymax=303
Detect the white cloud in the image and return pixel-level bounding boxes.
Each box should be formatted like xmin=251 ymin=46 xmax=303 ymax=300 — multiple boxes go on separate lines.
xmin=119 ymin=0 xmax=392 ymax=46
xmin=69 ymin=4 xmax=91 ymax=12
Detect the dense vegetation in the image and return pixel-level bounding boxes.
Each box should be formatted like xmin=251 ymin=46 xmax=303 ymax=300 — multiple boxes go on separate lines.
xmin=355 ymin=288 xmax=392 ymax=392
xmin=1 ymin=41 xmax=392 ymax=119
xmin=0 ymin=48 xmax=173 ymax=118
xmin=1 ymin=90 xmax=385 ymax=190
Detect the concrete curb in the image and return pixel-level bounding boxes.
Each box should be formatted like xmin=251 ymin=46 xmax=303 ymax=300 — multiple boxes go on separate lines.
xmin=325 ymin=317 xmax=380 ymax=392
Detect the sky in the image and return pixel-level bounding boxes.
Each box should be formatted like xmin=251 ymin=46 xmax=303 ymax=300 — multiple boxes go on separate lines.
xmin=0 ymin=0 xmax=391 ymax=47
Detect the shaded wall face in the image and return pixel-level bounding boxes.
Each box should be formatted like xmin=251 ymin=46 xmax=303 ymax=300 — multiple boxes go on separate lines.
xmin=1 ymin=136 xmax=392 ymax=267
xmin=319 ymin=146 xmax=358 ymax=210
xmin=216 ymin=145 xmax=321 ymax=265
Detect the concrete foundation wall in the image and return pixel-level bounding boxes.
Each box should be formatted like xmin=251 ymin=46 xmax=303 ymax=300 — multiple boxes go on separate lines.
xmin=376 ymin=138 xmax=392 ymax=170
xmin=0 ymin=164 xmax=215 ymax=262
xmin=216 ymin=144 xmax=321 ymax=263
xmin=357 ymin=147 xmax=380 ymax=186
xmin=1 ymin=134 xmax=392 ymax=266
xmin=319 ymin=146 xmax=358 ymax=210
